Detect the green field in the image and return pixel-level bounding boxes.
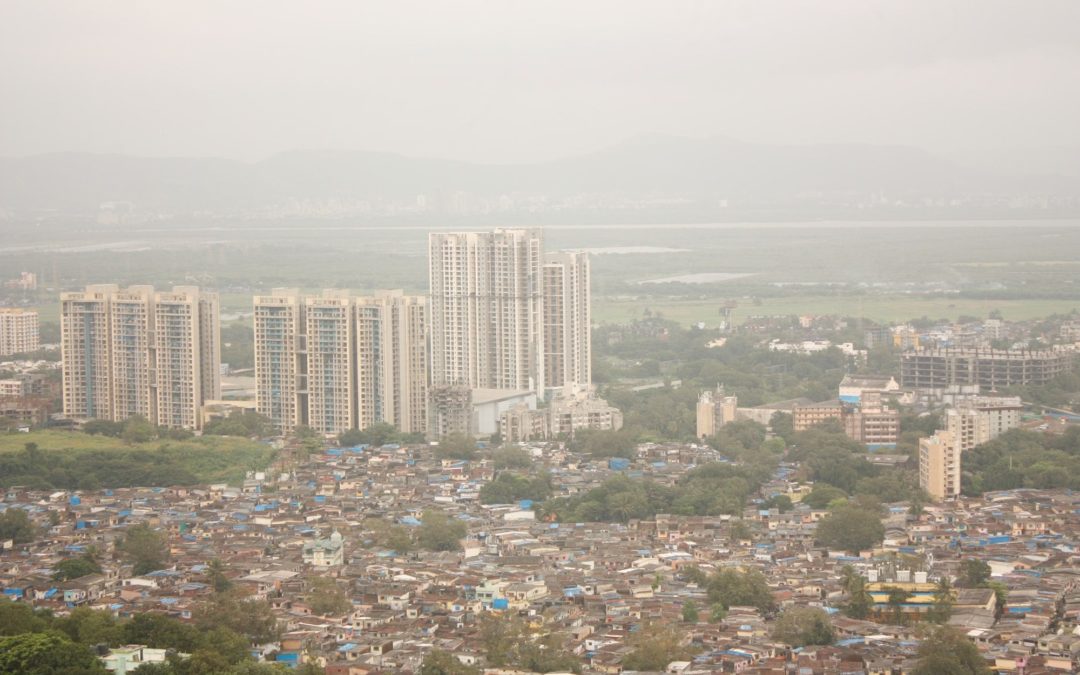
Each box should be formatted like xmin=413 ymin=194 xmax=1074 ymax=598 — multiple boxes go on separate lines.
xmin=0 ymin=431 xmax=276 ymax=488
xmin=593 ymin=295 xmax=1080 ymax=327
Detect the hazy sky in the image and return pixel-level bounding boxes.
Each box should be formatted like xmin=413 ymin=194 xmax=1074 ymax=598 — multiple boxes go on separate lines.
xmin=2 ymin=1 xmax=1078 ymax=162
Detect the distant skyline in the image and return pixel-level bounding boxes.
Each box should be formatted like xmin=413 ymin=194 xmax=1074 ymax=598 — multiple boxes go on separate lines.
xmin=2 ymin=1 xmax=1079 ymax=164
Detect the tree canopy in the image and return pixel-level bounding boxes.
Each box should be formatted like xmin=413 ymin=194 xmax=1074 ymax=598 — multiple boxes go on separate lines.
xmin=815 ymin=505 xmax=885 ymax=552
xmin=772 ymin=607 xmax=835 ymax=647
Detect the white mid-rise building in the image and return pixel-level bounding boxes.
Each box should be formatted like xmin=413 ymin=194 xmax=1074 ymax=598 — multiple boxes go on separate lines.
xmin=944 ymin=396 xmax=1023 ymax=453
xmin=0 ymin=308 xmax=40 ymax=356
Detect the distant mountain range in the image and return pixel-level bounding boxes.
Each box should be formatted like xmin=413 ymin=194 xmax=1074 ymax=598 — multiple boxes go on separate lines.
xmin=0 ymin=134 xmax=1076 ymax=213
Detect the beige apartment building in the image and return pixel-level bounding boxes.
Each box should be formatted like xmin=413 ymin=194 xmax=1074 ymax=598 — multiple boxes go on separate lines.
xmin=60 ymin=285 xmax=220 ymax=430
xmin=428 ymin=229 xmax=546 ymax=393
xmin=920 ymin=430 xmax=961 ymax=501
xmin=696 ymin=386 xmax=738 ymax=439
xmin=543 ymin=251 xmax=592 ymax=391
xmin=944 ymin=396 xmax=1023 ymax=453
xmin=254 ymin=289 xmax=428 ymax=436
xmin=253 ymin=290 xmax=305 ymax=434
xmin=358 ymin=291 xmax=428 ymax=436
xmin=0 ymin=308 xmax=40 ymax=356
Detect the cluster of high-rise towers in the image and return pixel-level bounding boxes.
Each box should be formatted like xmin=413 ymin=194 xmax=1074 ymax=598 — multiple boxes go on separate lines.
xmin=60 ymin=229 xmax=592 ymax=436
xmin=253 ymin=228 xmax=590 ymax=436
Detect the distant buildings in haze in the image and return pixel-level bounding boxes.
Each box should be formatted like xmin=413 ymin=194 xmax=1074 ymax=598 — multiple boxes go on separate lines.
xmin=0 ymin=307 xmax=39 ymax=356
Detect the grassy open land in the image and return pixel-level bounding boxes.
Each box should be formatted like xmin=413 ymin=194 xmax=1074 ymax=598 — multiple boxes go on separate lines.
xmin=0 ymin=431 xmax=276 ymax=489
xmin=593 ymin=294 xmax=1080 ymax=327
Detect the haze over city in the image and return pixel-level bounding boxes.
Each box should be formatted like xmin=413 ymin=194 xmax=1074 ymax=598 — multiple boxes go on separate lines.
xmin=2 ymin=3 xmax=1080 ymax=675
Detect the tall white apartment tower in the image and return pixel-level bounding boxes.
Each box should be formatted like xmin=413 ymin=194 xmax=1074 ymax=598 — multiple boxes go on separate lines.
xmin=305 ymin=291 xmax=357 ymax=435
xmin=61 ymin=284 xmax=117 ymax=421
xmin=154 ymin=287 xmax=221 ymax=430
xmin=543 ymin=251 xmax=592 ymax=391
xmin=254 ymin=290 xmax=305 ymax=434
xmin=428 ymin=229 xmax=545 ymax=393
xmin=254 ymin=289 xmax=429 ymax=436
xmin=60 ymin=285 xmax=221 ymax=430
xmin=356 ymin=291 xmax=429 ymax=435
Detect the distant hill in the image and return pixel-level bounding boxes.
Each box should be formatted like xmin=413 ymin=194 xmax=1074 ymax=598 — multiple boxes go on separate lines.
xmin=0 ymin=135 xmax=1075 ymax=212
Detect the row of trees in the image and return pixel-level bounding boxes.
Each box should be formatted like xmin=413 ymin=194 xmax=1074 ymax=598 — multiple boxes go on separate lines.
xmin=0 ymin=588 xmax=298 ymax=675
xmin=544 ymin=458 xmax=772 ymax=523
xmin=0 ymin=438 xmax=273 ymax=491
xmin=366 ymin=510 xmax=468 ymax=554
xmin=963 ymin=427 xmax=1080 ymax=494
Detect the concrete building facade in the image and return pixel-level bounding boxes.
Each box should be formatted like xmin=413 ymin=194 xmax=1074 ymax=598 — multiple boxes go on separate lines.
xmin=944 ymin=396 xmax=1023 ymax=453
xmin=920 ymin=430 xmax=961 ymax=501
xmin=254 ymin=289 xmax=428 ymax=436
xmin=60 ymin=285 xmax=220 ymax=430
xmin=428 ymin=229 xmax=546 ymax=394
xmin=542 ymin=251 xmax=591 ymax=391
xmin=696 ymin=386 xmax=738 ymax=439
xmin=900 ymin=348 xmax=1072 ymax=390
xmin=0 ymin=308 xmax=40 ymax=356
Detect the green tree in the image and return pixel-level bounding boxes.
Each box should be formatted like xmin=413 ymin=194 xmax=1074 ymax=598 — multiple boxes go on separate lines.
xmin=492 ymin=446 xmax=533 ymax=470
xmin=929 ymin=577 xmax=954 ymax=624
xmin=912 ymin=625 xmax=991 ymax=675
xmin=682 ymin=600 xmax=699 ymax=623
xmin=307 ymin=577 xmax=351 ymax=616
xmin=52 ymin=555 xmax=102 ymax=581
xmin=729 ymin=520 xmax=752 ymax=542
xmin=885 ymin=587 xmax=912 ymax=625
xmin=436 ymin=434 xmax=478 ymax=460
xmin=572 ymin=428 xmax=638 ymax=459
xmin=802 ymin=485 xmax=848 ymax=509
xmin=762 ymin=494 xmax=793 ymax=513
xmin=479 ymin=473 xmax=551 ymax=505
xmin=194 ymin=590 xmax=280 ymax=644
xmin=704 ymin=568 xmax=775 ymax=612
xmin=54 ymin=607 xmax=123 ymax=647
xmin=621 ymin=625 xmax=696 ymax=671
xmin=0 ymin=631 xmax=105 ymax=674
xmin=0 ymin=508 xmax=36 ymax=544
xmin=772 ymin=607 xmax=835 ymax=647
xmin=122 ymin=612 xmax=202 ymax=652
xmin=0 ymin=600 xmax=49 ymax=636
xmin=815 ymin=506 xmax=884 ymax=552
xmin=957 ymin=559 xmax=991 ymax=588
xmin=420 ymin=650 xmax=480 ymax=675
xmin=417 ymin=510 xmax=466 ymax=551
xmin=119 ymin=523 xmax=169 ymax=575
xmin=987 ymin=581 xmax=1008 ymax=616
xmin=83 ymin=420 xmax=123 ymax=437
xmin=339 ymin=422 xmax=399 ymax=448
xmin=206 ymin=558 xmax=231 ymax=593
xmin=769 ymin=411 xmax=794 ymax=442
xmin=122 ymin=415 xmax=157 ymax=444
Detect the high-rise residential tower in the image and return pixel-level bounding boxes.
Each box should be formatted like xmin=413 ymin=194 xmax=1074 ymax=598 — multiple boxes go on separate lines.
xmin=254 ymin=289 xmax=428 ymax=436
xmin=543 ymin=251 xmax=591 ymax=391
xmin=919 ymin=430 xmax=961 ymax=501
xmin=356 ymin=291 xmax=429 ymax=436
xmin=60 ymin=285 xmax=220 ymax=430
xmin=253 ymin=289 xmax=305 ymax=434
xmin=428 ymin=229 xmax=545 ymax=393
xmin=0 ymin=308 xmax=40 ymax=356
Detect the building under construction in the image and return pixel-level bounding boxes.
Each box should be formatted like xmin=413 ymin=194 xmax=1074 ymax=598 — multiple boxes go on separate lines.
xmin=899 ymin=347 xmax=1073 ymax=390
